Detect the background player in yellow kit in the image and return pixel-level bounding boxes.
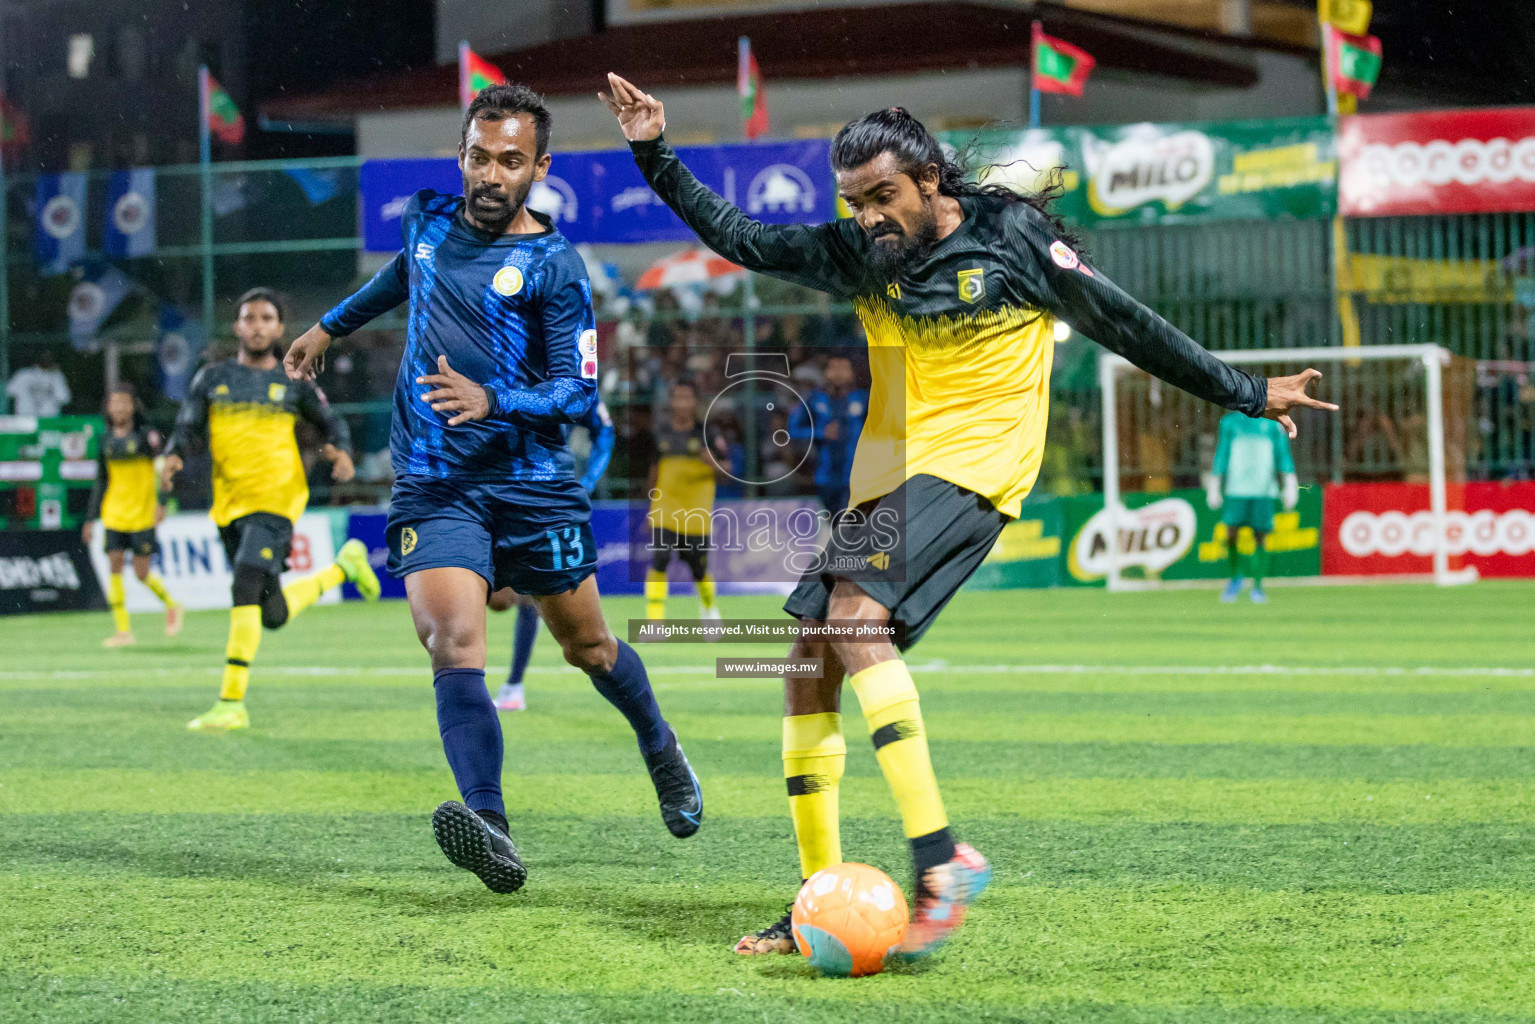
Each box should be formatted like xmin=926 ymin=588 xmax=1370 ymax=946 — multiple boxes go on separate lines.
xmin=645 ymin=379 xmax=723 ymax=621
xmin=82 ymin=384 xmax=183 ymax=647
xmin=162 ymin=288 xmax=380 ymax=731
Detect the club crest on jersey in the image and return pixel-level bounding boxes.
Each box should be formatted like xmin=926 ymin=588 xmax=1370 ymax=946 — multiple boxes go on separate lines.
xmin=400 ymin=527 xmax=417 ymax=557
xmin=957 ymin=268 xmax=985 ymax=304
xmin=493 ymin=266 xmax=524 ymax=297
xmin=268 ymin=383 xmax=287 ymax=402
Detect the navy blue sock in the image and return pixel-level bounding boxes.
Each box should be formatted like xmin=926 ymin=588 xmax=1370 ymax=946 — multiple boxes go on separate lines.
xmin=509 ymin=603 xmax=539 ymax=687
xmin=433 ymin=668 xmax=505 ymax=819
xmin=586 ymin=640 xmax=670 ymax=756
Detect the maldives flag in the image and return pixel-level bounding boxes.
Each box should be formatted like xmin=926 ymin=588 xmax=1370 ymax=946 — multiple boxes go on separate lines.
xmin=738 ymin=37 xmax=768 ymax=140
xmin=200 ymin=68 xmax=244 ymax=146
xmin=459 ymin=42 xmax=508 ymax=109
xmin=1326 ymin=25 xmax=1382 ymax=99
xmin=1031 ymin=23 xmax=1095 ymax=97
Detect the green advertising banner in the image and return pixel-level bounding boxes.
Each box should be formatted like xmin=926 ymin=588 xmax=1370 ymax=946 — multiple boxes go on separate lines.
xmin=0 ymin=415 xmax=101 ymax=530
xmin=1058 ymin=487 xmax=1323 ymax=587
xmin=965 ymin=501 xmax=1064 ymax=591
xmin=939 ymin=116 xmax=1336 ymax=227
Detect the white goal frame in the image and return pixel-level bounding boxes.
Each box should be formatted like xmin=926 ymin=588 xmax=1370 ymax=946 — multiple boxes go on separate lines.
xmin=1098 ymin=343 xmax=1475 ymax=591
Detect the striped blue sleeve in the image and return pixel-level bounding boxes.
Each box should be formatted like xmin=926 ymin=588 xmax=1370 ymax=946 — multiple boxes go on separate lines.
xmin=483 ymin=250 xmax=598 ymax=426
xmin=579 ymin=401 xmax=615 ymax=491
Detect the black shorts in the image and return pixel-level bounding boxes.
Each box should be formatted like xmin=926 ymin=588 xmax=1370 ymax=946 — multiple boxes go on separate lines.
xmin=783 ymin=474 xmax=1008 ymax=652
xmin=104 ymin=528 xmax=159 ymax=558
xmin=650 ymin=526 xmax=711 ymax=575
xmin=218 ymin=512 xmax=294 ymax=577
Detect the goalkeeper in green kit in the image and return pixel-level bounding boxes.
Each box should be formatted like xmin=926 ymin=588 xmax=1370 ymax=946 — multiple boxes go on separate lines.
xmin=1207 ymin=411 xmax=1297 ymax=604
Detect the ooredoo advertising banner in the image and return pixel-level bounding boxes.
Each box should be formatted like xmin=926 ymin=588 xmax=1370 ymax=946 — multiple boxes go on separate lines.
xmin=87 ymin=511 xmax=339 ymax=613
xmin=1323 ymin=482 xmax=1535 ymax=577
xmin=1338 ymin=107 xmax=1535 ymax=217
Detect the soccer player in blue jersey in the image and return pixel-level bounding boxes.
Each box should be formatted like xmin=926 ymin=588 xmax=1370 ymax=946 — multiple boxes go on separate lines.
xmin=493 ymin=396 xmax=616 ymax=712
xmin=283 ymin=85 xmax=701 ymax=895
xmin=788 ymin=355 xmax=868 ymax=515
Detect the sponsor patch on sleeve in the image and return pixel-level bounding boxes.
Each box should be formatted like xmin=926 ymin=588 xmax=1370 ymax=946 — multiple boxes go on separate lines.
xmin=579 ymin=329 xmax=598 ymax=379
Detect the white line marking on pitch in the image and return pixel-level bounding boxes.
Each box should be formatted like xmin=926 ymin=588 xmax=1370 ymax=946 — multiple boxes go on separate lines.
xmin=2 ymin=663 xmax=1532 ymax=681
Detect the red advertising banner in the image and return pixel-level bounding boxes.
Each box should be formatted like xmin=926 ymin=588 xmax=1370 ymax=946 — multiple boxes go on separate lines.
xmin=1338 ymin=107 xmax=1535 ymax=217
xmin=1323 ymin=482 xmax=1535 ymax=577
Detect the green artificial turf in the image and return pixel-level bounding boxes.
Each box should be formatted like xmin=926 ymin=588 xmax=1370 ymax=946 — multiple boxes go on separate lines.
xmin=2 ymin=581 xmax=1533 ymax=1022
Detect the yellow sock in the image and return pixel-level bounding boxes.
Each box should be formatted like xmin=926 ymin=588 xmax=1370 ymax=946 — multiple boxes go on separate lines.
xmin=645 ymin=569 xmax=667 ymax=620
xmin=849 ymin=659 xmax=948 ymax=839
xmin=142 ymin=572 xmax=175 ymax=607
xmin=108 ymin=573 xmax=130 ymax=633
xmin=282 ymin=563 xmax=345 ymax=621
xmin=219 ymin=605 xmax=263 ymax=700
xmin=784 ymin=712 xmax=845 ymax=879
xmin=697 ymin=573 xmax=717 ymax=611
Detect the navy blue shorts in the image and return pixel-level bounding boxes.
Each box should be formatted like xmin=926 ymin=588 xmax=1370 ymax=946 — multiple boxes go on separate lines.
xmin=386 ymin=474 xmax=596 ymax=596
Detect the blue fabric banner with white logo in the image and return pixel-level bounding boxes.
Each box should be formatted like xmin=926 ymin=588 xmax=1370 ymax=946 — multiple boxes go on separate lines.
xmin=68 ymin=265 xmax=134 ymax=348
xmin=360 ymin=140 xmax=834 ymax=252
xmin=34 ymin=172 xmax=88 ymax=275
xmin=103 ymin=168 xmax=156 ymax=258
xmin=157 ymin=304 xmax=207 ymax=402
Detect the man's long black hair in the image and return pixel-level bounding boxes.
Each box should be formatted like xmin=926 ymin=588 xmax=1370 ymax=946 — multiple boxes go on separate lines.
xmin=830 ymin=107 xmax=1083 ymax=252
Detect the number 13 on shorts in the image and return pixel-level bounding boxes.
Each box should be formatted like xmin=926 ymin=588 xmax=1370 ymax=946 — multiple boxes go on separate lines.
xmin=546 ymin=526 xmax=585 ymax=570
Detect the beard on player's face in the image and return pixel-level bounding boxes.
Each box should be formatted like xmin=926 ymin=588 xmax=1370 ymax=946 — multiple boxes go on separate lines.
xmin=866 ymin=201 xmax=940 ymax=277
xmin=464 ymin=173 xmax=531 ymax=232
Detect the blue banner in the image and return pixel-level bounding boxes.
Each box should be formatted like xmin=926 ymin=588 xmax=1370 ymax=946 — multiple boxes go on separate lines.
xmin=68 ymin=265 xmax=134 ymax=348
xmin=103 ymin=168 xmax=156 ymax=258
xmin=361 ymin=140 xmax=834 ymax=252
xmin=33 ymin=172 xmax=87 ymax=275
xmin=157 ymin=305 xmax=207 ymax=401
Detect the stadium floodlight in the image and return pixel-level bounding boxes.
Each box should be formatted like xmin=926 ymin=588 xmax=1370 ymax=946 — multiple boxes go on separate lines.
xmin=1098 ymin=343 xmax=1477 ymax=591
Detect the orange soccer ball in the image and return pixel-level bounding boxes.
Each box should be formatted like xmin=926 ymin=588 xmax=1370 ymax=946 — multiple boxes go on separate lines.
xmin=791 ymin=862 xmax=909 ymax=977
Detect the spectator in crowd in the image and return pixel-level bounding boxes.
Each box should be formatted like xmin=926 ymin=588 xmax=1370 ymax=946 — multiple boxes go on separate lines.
xmin=7 ymin=351 xmax=71 ymax=418
xmin=789 ymin=355 xmax=867 ymax=515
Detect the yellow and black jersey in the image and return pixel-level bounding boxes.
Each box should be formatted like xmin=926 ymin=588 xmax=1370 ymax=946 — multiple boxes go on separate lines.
xmin=89 ymin=423 xmax=161 ymax=532
xmin=649 ymin=418 xmax=716 ymax=536
xmin=631 ymin=136 xmax=1267 ymax=518
xmin=164 ymin=360 xmax=351 ymax=526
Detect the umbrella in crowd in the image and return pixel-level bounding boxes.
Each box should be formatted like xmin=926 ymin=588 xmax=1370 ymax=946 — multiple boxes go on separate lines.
xmin=634 ymin=247 xmax=744 ymax=292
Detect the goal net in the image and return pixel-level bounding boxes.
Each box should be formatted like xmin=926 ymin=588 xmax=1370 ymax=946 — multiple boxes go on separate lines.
xmin=1097 ymin=344 xmax=1480 ymax=590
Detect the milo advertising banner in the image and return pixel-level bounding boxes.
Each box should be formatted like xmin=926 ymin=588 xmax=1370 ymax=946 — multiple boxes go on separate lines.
xmin=939 ymin=116 xmax=1336 ymax=226
xmin=1057 ymin=488 xmax=1323 ymax=586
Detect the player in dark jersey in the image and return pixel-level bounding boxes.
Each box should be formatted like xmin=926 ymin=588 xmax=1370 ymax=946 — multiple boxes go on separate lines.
xmin=603 ymin=73 xmax=1337 ymax=958
xmin=84 ymin=383 xmax=183 ymax=646
xmin=492 ymin=396 xmax=616 ymax=712
xmin=284 ymin=84 xmax=702 ymax=895
xmin=163 ymin=288 xmax=381 ymax=732
xmin=645 ymin=380 xmax=723 ymax=622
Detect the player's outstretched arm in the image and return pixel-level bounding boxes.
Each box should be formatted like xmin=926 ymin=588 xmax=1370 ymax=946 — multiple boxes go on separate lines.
xmin=1014 ymin=208 xmax=1336 ymax=436
xmin=602 ymin=73 xmax=864 ymax=296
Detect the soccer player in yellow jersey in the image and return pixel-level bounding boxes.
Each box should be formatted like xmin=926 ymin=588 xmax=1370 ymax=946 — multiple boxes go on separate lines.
xmin=162 ymin=288 xmax=380 ymax=731
xmin=645 ymin=379 xmax=723 ymax=621
xmin=83 ymin=384 xmax=183 ymax=646
xmin=605 ymin=74 xmax=1337 ymax=959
